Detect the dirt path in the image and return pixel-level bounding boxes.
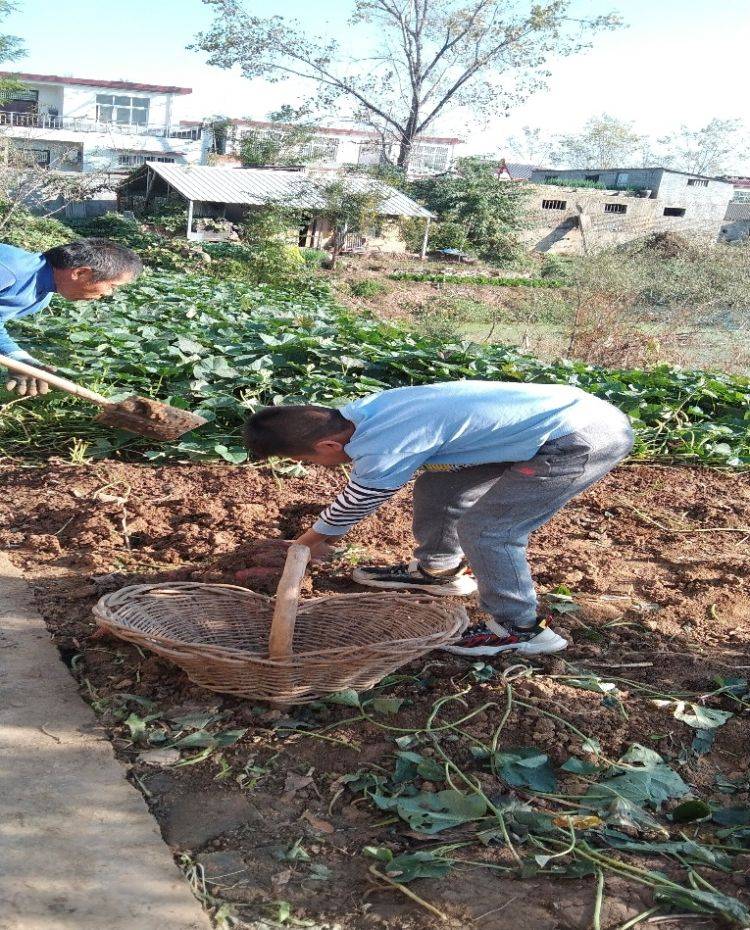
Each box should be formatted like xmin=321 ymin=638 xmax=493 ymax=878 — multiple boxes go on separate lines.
xmin=0 ymin=552 xmax=211 ymax=930
xmin=0 ymin=460 xmax=748 ymax=929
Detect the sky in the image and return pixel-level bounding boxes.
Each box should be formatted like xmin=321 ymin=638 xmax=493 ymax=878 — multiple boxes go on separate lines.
xmin=4 ymin=0 xmax=750 ymax=170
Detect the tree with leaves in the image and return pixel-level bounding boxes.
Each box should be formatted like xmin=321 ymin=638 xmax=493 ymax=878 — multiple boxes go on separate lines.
xmin=550 ymin=113 xmax=645 ymax=169
xmin=193 ymin=0 xmax=621 ymax=170
xmin=314 ymin=179 xmax=384 ymax=269
xmin=410 ymin=156 xmax=526 ymax=261
xmin=239 ymin=108 xmax=319 ymax=167
xmin=0 ymin=0 xmax=24 ymax=82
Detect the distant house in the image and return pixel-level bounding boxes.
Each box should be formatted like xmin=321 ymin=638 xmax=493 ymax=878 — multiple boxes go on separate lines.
xmin=0 ymin=71 xmax=202 ymax=176
xmin=117 ymin=162 xmax=434 ymax=254
xmin=182 ymin=118 xmax=462 ymax=179
xmin=720 ymin=202 xmax=750 ymax=242
xmin=525 ymin=167 xmax=734 ymax=251
xmin=719 ymin=175 xmax=750 ymax=204
xmin=495 ymin=160 xmax=539 ymax=181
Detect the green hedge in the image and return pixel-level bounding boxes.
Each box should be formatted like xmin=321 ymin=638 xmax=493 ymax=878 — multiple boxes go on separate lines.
xmin=388 ymin=272 xmax=565 ymax=288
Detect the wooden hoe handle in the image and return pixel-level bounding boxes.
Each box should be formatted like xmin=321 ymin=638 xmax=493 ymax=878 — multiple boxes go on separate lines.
xmin=268 ymin=544 xmax=311 ymax=660
xmin=0 ymin=354 xmax=109 ymax=406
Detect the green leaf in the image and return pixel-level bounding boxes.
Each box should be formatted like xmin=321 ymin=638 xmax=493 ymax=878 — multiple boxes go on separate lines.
xmin=654 ymin=887 xmax=750 ymax=925
xmin=561 ymin=757 xmax=601 ymax=775
xmin=213 ymin=444 xmax=248 ymax=464
xmin=672 ymin=703 xmax=733 ymax=729
xmin=370 ymin=697 xmax=405 ymax=716
xmin=325 ymin=689 xmax=361 ymax=707
xmin=375 ymin=789 xmax=487 ymax=834
xmin=691 ymin=728 xmax=716 ymax=756
xmin=384 ymin=851 xmax=453 ymax=882
xmin=671 ymin=799 xmax=712 ymax=823
xmin=583 ymin=743 xmax=689 ymax=810
xmin=712 ymin=806 xmax=750 ymax=826
xmin=494 ymin=747 xmax=557 ymax=792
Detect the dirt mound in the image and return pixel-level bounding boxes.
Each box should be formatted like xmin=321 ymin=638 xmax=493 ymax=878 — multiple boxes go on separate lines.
xmin=639 ymin=231 xmax=692 ymax=258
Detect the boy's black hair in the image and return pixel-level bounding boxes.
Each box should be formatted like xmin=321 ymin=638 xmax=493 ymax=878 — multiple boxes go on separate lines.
xmin=43 ymin=238 xmax=143 ymax=282
xmin=244 ymin=405 xmax=351 ymax=458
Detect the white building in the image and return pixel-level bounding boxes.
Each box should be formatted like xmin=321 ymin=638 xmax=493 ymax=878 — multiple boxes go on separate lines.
xmin=0 ymin=71 xmax=204 ymax=178
xmin=186 ymin=118 xmax=462 ymax=178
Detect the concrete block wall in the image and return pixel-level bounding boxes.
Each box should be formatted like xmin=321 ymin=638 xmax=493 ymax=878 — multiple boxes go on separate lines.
xmin=523 ymin=173 xmax=735 ymax=251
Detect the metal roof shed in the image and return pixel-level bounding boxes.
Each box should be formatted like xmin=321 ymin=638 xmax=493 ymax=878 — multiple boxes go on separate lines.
xmin=118 ymin=163 xmax=433 ymax=255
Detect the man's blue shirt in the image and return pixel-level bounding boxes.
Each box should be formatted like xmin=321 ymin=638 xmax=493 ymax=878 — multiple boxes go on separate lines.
xmin=0 ymin=244 xmax=56 ymax=361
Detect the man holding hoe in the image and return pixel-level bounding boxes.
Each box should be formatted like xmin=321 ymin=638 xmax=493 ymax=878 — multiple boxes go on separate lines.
xmin=0 ymin=238 xmax=142 ymax=396
xmin=243 ymin=380 xmax=634 ymax=657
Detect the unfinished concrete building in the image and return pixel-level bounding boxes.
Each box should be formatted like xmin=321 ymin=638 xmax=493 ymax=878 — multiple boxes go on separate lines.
xmin=525 ymin=168 xmax=734 ymax=253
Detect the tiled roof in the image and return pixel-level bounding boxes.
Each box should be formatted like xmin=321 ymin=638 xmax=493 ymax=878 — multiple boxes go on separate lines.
xmin=725 ymin=202 xmax=750 ymax=221
xmin=0 ymin=71 xmax=191 ymax=95
xmin=503 ymin=162 xmax=538 ymax=180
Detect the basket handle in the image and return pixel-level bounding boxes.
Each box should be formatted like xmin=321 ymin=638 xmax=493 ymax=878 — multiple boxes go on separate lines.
xmin=268 ymin=543 xmax=311 ymax=660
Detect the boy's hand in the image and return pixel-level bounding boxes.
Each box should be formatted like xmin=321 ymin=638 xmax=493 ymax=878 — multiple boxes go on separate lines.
xmin=295 ymin=528 xmax=342 ymax=561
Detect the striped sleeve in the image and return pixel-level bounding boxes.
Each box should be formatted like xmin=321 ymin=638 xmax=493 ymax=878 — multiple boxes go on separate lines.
xmin=312 ymin=478 xmax=399 ymax=536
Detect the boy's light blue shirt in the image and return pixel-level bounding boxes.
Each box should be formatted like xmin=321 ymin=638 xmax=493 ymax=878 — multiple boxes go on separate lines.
xmin=0 ymin=243 xmax=56 ymax=361
xmin=339 ymin=380 xmax=613 ymax=490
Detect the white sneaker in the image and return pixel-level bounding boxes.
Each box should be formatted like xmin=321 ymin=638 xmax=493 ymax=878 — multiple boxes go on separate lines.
xmin=352 ymin=559 xmax=478 ymax=596
xmin=442 ymin=619 xmax=569 ymax=656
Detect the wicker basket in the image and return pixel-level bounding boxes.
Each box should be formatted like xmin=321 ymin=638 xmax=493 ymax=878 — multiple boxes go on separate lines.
xmin=93 ymin=544 xmax=468 ymax=704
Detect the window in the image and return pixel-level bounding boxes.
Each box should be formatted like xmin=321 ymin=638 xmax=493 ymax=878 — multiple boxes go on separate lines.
xmin=117 ymin=153 xmax=175 ymax=167
xmin=0 ymin=88 xmax=38 ymax=112
xmin=615 ymin=172 xmax=630 ymax=187
xmin=18 ymin=147 xmax=50 ymax=166
xmin=298 ymin=136 xmax=339 ymax=162
xmin=604 ymin=203 xmax=627 ymax=214
xmin=96 ymin=94 xmax=149 ymax=126
xmin=410 ymin=143 xmax=451 ymax=173
xmin=585 ymin=174 xmax=600 ymax=182
xmin=358 ymin=142 xmax=384 ymax=167
xmin=542 ymin=199 xmax=567 ymax=210
xmin=687 ymin=178 xmax=709 ymax=187
xmin=663 ymin=207 xmax=686 ymax=217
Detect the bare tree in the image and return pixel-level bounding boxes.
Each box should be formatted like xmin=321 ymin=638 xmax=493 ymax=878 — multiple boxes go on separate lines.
xmin=193 ymin=0 xmax=621 ymax=169
xmin=657 ymin=119 xmax=749 ymax=177
xmin=0 ymin=146 xmax=108 ymax=231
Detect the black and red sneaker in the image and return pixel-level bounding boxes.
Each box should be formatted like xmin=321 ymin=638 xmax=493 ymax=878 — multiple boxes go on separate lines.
xmin=352 ymin=559 xmax=477 ymax=596
xmin=442 ymin=618 xmax=568 ymax=656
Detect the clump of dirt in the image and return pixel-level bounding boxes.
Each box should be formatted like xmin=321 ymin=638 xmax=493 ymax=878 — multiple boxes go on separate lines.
xmin=98 ymin=396 xmax=206 ymax=441
xmin=0 ymin=459 xmax=748 ymax=929
xmin=639 ymin=231 xmax=691 ymax=259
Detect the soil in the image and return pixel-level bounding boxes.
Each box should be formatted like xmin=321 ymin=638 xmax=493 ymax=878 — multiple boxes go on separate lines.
xmin=0 ymin=459 xmax=748 ymax=930
xmin=99 ymin=396 xmax=205 ymax=442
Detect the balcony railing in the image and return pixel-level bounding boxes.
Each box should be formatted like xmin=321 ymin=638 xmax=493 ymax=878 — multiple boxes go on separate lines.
xmin=0 ymin=111 xmax=201 ymax=140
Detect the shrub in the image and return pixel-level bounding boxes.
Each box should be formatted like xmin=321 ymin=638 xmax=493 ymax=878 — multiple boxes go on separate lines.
xmin=539 ymin=254 xmax=574 ymax=280
xmin=0 ymin=205 xmax=74 ymax=252
xmin=349 ymin=279 xmax=387 ymax=298
xmin=301 ymin=248 xmax=327 ymax=268
xmin=388 ymin=272 xmax=563 ymax=288
xmin=408 ymin=158 xmax=526 ymax=264
xmin=542 ymin=178 xmax=606 ymax=189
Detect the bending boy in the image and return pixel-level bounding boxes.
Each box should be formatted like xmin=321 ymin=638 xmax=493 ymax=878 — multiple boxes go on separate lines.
xmin=244 ymin=381 xmax=634 ymax=657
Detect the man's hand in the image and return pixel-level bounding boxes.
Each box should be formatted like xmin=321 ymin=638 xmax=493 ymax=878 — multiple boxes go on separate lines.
xmin=5 ymin=362 xmax=56 ymax=397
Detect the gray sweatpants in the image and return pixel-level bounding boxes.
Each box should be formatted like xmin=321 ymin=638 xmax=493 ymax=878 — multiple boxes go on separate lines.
xmin=413 ymin=413 xmax=635 ymax=628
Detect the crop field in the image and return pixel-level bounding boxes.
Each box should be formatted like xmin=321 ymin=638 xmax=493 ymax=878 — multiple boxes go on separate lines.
xmin=1 ymin=222 xmax=749 ymax=929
